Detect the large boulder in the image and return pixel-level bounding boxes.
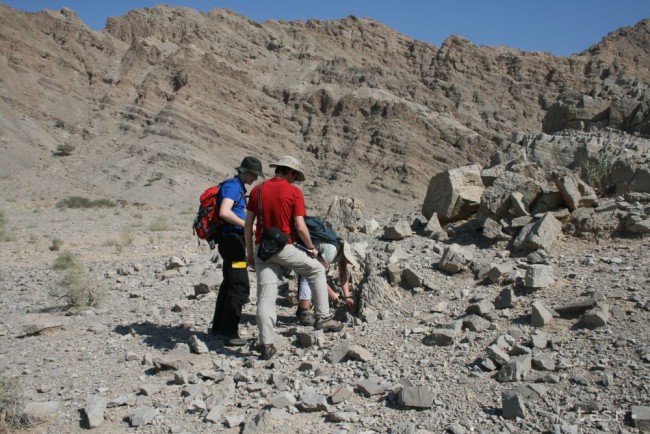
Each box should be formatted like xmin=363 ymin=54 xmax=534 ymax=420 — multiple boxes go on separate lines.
xmin=610 ymin=158 xmax=650 ymax=195
xmin=422 ymin=165 xmax=484 ymax=222
xmin=554 ymin=174 xmax=598 ymax=211
xmin=325 ymin=196 xmax=364 ymax=232
xmin=513 ymin=213 xmax=562 ymax=252
xmin=542 ymin=96 xmax=610 ymax=134
xmin=477 ymin=172 xmax=544 ymax=223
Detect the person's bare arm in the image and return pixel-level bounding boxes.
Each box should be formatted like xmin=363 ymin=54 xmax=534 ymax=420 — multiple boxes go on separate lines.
xmin=219 ymin=198 xmax=245 ymax=228
xmin=244 ymin=211 xmax=256 ymax=268
xmin=294 ymin=216 xmax=318 ymax=258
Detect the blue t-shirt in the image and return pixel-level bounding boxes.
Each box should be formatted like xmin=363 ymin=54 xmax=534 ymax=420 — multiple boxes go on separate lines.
xmin=218 ymin=176 xmax=246 ymax=234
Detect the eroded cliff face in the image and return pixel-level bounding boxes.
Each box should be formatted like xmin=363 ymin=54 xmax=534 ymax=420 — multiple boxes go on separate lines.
xmin=0 ymin=4 xmax=647 ymax=214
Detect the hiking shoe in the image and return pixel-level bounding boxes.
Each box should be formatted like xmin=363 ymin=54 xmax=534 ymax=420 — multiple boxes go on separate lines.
xmin=260 ymin=344 xmax=277 ymax=360
xmin=314 ymin=317 xmax=344 ymax=332
xmin=300 ymin=311 xmax=316 ymax=326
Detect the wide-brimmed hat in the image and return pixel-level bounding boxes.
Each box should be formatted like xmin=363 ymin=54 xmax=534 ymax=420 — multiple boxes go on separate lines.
xmin=269 ymin=156 xmax=305 ymax=182
xmin=236 ymin=156 xmax=264 ymax=178
xmin=341 ymin=241 xmax=360 ymax=269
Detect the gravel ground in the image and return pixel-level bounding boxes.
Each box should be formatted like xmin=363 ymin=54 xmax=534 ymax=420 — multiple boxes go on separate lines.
xmin=0 ymin=204 xmax=649 ymax=434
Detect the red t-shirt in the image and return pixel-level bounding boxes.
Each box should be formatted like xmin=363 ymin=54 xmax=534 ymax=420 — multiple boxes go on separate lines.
xmin=247 ymin=178 xmax=307 ymax=244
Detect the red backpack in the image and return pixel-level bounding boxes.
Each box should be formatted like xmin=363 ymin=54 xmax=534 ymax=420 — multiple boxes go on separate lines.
xmin=192 ymin=185 xmax=223 ymax=250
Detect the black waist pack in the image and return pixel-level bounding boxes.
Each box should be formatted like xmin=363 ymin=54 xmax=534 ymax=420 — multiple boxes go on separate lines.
xmin=257 ymin=226 xmax=289 ymax=261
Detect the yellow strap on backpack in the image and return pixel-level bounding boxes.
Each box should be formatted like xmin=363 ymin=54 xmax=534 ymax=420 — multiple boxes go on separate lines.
xmin=232 ymin=261 xmax=247 ymax=269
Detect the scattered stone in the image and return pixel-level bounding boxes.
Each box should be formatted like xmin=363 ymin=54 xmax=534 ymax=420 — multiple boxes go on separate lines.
xmin=397 ymin=385 xmax=434 ymax=409
xmin=531 ymin=301 xmax=554 ymax=327
xmin=533 ymin=353 xmax=556 ymax=371
xmin=194 ymin=282 xmax=211 ymax=295
xmin=424 ymin=328 xmax=457 ymax=347
xmin=326 ymin=342 xmax=352 ymax=363
xmin=204 ymin=405 xmax=223 ymax=423
xmin=297 ymin=387 xmax=328 ymax=412
xmin=483 ymin=217 xmax=510 ymax=241
xmin=581 ymin=305 xmax=611 ymax=329
xmin=487 ymin=262 xmax=515 ymax=284
xmin=383 ymin=220 xmax=413 ymax=240
xmin=22 ymin=316 xmax=66 ymax=335
xmin=424 ymin=212 xmax=448 ymax=240
xmin=24 ymin=401 xmax=61 ymax=420
xmin=190 ymin=335 xmax=209 ymax=354
xmin=269 ymin=392 xmax=296 ymax=408
xmin=348 ymin=345 xmax=373 ymax=362
xmin=84 ymin=396 xmax=107 ymax=428
xmin=357 ymin=379 xmax=387 ymax=397
xmin=166 ymin=256 xmax=186 ymax=269
xmin=330 ymin=387 xmax=352 ymax=405
xmin=494 ymin=287 xmax=515 ymax=309
xmin=466 ymin=299 xmax=494 ymax=316
xmin=555 ymin=173 xmax=598 ymax=211
xmin=242 ymin=409 xmax=272 ymax=434
xmin=531 ymin=332 xmax=548 ymax=349
xmin=462 ymin=314 xmax=491 ymax=332
xmin=130 ymin=407 xmax=159 ymax=427
xmin=107 ymin=394 xmax=137 ymax=408
xmin=153 ymin=353 xmax=192 ymax=371
xmin=497 ymin=355 xmax=532 ymax=382
xmin=401 ymin=267 xmax=423 ymax=289
xmin=139 ymin=384 xmax=161 ymax=396
xmin=513 ymin=213 xmax=562 ymax=252
xmin=438 ymin=243 xmax=474 ymax=273
xmin=555 ymin=297 xmax=598 ymax=316
xmin=502 ymin=391 xmax=527 ymax=419
xmin=524 ymin=264 xmax=554 ymax=288
xmin=225 ymin=414 xmax=246 ymax=428
xmin=486 ymin=344 xmax=511 ymax=367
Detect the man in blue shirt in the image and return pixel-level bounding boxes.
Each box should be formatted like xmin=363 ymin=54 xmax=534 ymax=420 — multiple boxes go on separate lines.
xmin=211 ymin=156 xmax=264 ymax=346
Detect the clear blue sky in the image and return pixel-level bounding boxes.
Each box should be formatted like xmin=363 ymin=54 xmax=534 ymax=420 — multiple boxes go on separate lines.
xmin=2 ymin=1 xmax=648 ymax=56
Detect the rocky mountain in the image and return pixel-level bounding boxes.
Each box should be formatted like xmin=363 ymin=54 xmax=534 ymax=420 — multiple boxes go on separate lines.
xmin=0 ymin=4 xmax=648 ymax=215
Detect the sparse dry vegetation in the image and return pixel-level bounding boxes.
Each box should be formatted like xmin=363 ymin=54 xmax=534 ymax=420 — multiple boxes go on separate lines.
xmin=55 ymin=197 xmax=115 ymax=209
xmin=56 ymin=264 xmax=105 ymax=309
xmin=55 ymin=143 xmax=75 ymax=156
xmin=49 ymin=237 xmax=63 ymax=251
xmin=0 ymin=376 xmax=31 ymax=431
xmin=583 ymin=153 xmax=613 ymax=192
xmin=52 ymin=251 xmax=82 ymax=271
xmin=0 ymin=210 xmax=6 ymax=241
xmin=147 ymin=217 xmax=171 ymax=231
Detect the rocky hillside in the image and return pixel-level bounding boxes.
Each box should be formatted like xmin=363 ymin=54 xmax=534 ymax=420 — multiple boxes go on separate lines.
xmin=0 ymin=4 xmax=648 ymax=215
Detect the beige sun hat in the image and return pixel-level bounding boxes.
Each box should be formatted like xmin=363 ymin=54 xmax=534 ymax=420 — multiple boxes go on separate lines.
xmin=341 ymin=241 xmax=360 ymax=269
xmin=269 ymin=156 xmax=305 ymax=182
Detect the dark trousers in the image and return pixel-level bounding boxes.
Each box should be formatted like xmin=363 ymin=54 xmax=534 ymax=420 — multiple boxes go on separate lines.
xmin=211 ymin=232 xmax=250 ymax=337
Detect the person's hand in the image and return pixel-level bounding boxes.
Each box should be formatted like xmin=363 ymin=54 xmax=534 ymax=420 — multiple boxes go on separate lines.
xmin=329 ymin=292 xmax=340 ymax=303
xmin=309 ymin=247 xmax=318 ymax=258
xmin=345 ymin=297 xmax=357 ymax=311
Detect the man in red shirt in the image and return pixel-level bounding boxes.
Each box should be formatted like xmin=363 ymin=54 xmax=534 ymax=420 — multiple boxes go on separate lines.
xmin=245 ymin=156 xmax=343 ymax=360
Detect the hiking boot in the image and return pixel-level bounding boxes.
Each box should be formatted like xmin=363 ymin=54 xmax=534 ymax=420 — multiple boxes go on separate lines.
xmin=260 ymin=344 xmax=277 ymax=360
xmin=213 ymin=334 xmax=247 ymax=347
xmin=300 ymin=311 xmax=316 ymax=326
xmin=314 ymin=316 xmax=344 ymax=332
xmin=224 ymin=337 xmax=247 ymax=347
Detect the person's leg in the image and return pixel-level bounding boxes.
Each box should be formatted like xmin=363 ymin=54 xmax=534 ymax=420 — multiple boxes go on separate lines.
xmin=211 ymin=236 xmax=233 ymax=336
xmin=254 ymin=246 xmax=282 ymax=345
xmin=275 ymin=244 xmax=330 ymax=320
xmin=222 ymin=233 xmax=250 ymax=337
xmin=297 ymin=275 xmax=311 ymax=309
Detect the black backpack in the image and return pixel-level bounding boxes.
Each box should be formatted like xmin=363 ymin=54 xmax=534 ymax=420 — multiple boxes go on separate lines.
xmin=304 ymin=216 xmax=341 ymax=246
